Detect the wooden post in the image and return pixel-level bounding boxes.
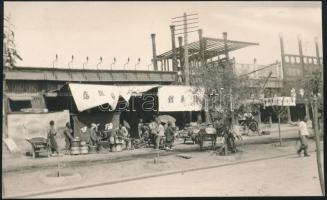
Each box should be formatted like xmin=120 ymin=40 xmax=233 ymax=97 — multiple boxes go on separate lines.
xmin=151 ymin=33 xmax=158 ymax=71
xmin=312 ymin=95 xmax=325 ymax=195
xmin=287 ymin=106 xmax=291 ymax=123
xmin=278 ymin=111 xmax=282 ymax=146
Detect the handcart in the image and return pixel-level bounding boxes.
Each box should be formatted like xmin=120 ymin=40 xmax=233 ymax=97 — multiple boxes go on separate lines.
xmin=26 ymin=137 xmax=50 ymax=158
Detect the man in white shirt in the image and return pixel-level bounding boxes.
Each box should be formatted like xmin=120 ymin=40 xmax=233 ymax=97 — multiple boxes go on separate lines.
xmin=297 ymin=116 xmax=310 ymax=157
xmin=156 ymin=122 xmax=165 ymax=150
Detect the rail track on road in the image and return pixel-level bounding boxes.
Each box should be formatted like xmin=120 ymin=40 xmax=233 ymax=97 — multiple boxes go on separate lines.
xmin=9 ymin=149 xmax=318 ymax=199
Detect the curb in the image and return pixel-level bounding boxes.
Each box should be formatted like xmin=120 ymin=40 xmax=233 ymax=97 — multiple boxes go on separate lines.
xmin=3 ymin=131 xmax=299 ymax=173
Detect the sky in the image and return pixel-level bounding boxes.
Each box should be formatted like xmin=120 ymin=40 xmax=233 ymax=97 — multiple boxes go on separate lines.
xmin=4 ymin=1 xmax=323 ymax=70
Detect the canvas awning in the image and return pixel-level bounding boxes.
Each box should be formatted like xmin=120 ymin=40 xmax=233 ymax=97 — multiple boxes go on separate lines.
xmin=158 ymin=85 xmax=205 ymax=112
xmin=68 ymin=83 xmax=158 ymax=112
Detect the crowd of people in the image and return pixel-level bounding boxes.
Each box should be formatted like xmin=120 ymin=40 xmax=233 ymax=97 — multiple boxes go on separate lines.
xmin=137 ymin=116 xmax=176 ymax=150
xmin=46 ymin=115 xmax=177 ymax=156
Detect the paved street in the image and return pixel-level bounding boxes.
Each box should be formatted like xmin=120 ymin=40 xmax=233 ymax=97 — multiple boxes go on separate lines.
xmin=3 ymin=139 xmax=323 ymax=198
xmin=32 ymin=152 xmax=323 ymax=197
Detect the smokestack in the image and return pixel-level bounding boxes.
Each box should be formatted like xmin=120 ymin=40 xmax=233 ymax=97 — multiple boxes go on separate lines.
xmin=297 ymin=35 xmax=305 ymax=77
xmin=151 ymin=33 xmax=158 ymax=71
xmin=170 ymin=25 xmax=177 ymax=72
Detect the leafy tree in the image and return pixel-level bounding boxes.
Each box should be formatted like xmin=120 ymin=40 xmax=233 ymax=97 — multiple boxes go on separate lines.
xmin=3 ymin=15 xmax=23 ymax=69
xmin=192 ymin=59 xmax=255 ymax=123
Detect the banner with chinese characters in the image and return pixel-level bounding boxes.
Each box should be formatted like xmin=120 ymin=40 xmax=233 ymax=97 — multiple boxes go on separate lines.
xmin=69 ymin=83 xmax=158 ymax=112
xmin=158 ymin=86 xmax=205 ymax=112
xmin=262 ymin=96 xmax=296 ymax=107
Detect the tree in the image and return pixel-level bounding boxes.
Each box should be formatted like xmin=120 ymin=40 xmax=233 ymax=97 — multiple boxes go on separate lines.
xmin=3 ymin=15 xmax=23 ymax=69
xmin=192 ymin=59 xmax=255 ymax=124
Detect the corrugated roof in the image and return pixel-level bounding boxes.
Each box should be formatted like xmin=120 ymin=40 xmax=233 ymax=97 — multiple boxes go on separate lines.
xmin=157 ymin=37 xmax=259 ymax=60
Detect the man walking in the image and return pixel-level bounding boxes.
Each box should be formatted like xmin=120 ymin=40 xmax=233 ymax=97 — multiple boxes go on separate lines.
xmin=165 ymin=122 xmax=175 ymax=150
xmin=47 ymin=120 xmax=59 ymax=156
xmin=63 ymin=122 xmax=74 ymax=155
xmin=297 ymin=116 xmax=310 ymax=157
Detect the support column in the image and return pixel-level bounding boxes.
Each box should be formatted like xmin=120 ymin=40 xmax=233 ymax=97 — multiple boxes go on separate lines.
xmin=170 ymin=25 xmax=177 ymax=72
xmin=151 ymin=33 xmax=158 ymax=71
xmin=314 ymin=37 xmax=321 ymax=66
xmin=198 ymin=29 xmax=205 ymax=68
xmin=223 ymin=32 xmax=229 ymax=61
xmin=297 ymin=35 xmax=305 ymax=78
xmin=163 ymin=59 xmax=167 ymax=71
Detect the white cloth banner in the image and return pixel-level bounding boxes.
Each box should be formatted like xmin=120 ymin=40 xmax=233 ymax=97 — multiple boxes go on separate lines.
xmin=262 ymin=96 xmax=296 ymax=106
xmin=158 ymin=86 xmax=205 ymax=112
xmin=69 ymin=83 xmax=158 ymax=112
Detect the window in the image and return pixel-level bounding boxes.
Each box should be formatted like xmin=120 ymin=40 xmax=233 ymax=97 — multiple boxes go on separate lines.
xmin=9 ymin=99 xmax=32 ymax=112
xmin=295 ymin=57 xmax=300 ymax=63
xmin=313 ymin=58 xmax=317 ymax=65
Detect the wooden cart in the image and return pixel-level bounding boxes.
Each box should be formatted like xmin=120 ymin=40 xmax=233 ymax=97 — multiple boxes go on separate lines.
xmin=26 ymin=137 xmax=50 ymax=158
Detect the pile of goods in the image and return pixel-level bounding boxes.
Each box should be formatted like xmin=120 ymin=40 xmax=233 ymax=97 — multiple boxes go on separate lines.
xmin=71 ymin=137 xmax=90 ymax=155
xmin=71 ymin=137 xmax=81 ymax=155
xmin=80 ymin=141 xmax=89 ymax=155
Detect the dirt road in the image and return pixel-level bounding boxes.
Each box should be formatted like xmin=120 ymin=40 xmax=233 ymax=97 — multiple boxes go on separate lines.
xmin=31 ymin=153 xmax=323 ymax=197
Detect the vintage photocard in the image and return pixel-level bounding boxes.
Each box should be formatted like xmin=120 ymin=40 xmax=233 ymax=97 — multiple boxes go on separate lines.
xmin=2 ymin=1 xmax=324 ymax=198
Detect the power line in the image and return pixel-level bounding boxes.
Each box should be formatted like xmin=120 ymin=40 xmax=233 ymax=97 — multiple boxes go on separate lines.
xmin=171 ymin=13 xmax=198 ymax=20
xmin=172 ymin=18 xmax=199 ymax=23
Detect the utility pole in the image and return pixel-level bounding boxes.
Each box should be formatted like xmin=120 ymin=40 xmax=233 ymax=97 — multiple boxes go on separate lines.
xmin=312 ymin=95 xmax=325 ymax=195
xmin=172 ymin=12 xmax=199 ymax=123
xmin=183 ymin=13 xmax=190 ymax=85
xmin=172 ymin=12 xmax=199 ymax=85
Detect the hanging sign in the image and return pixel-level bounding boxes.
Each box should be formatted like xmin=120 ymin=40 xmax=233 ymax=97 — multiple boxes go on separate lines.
xmin=262 ymin=96 xmax=296 ymax=107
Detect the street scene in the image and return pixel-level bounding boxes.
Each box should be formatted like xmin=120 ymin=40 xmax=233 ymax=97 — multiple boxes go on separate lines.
xmin=2 ymin=1 xmax=325 ymax=198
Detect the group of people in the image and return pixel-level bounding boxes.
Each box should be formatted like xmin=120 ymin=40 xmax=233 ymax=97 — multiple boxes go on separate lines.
xmin=46 ymin=116 xmax=177 ymax=156
xmin=138 ymin=116 xmax=176 ymax=150
xmin=46 ymin=120 xmax=131 ymax=156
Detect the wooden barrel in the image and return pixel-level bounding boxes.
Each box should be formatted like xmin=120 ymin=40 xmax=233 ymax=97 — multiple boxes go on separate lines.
xmin=116 ymin=143 xmax=122 ymax=152
xmin=72 ymin=138 xmax=80 ymax=148
xmin=111 ymin=145 xmax=117 ymax=152
xmin=71 ymin=147 xmax=80 ymax=155
xmin=127 ymin=140 xmax=132 ymax=149
xmin=89 ymin=146 xmax=97 ymax=154
xmin=109 ymin=136 xmax=115 ymax=144
xmin=80 ymin=146 xmax=88 ymax=154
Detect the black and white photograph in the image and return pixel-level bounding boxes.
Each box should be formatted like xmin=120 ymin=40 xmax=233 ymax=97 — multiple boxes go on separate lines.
xmin=2 ymin=1 xmax=325 ymax=198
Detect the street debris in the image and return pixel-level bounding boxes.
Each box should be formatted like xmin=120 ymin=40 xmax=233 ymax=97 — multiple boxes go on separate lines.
xmin=177 ymin=154 xmax=192 ymax=159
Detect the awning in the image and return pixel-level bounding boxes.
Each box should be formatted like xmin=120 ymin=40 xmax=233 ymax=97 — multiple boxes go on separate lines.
xmin=158 ymin=85 xmax=205 ymax=112
xmin=68 ymin=83 xmax=158 ymax=112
